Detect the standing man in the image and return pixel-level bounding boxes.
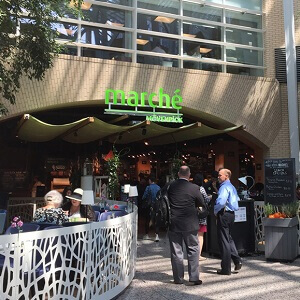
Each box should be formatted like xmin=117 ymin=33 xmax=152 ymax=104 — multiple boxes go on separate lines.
xmin=214 ymin=168 xmax=242 ymax=275
xmin=142 ymin=174 xmax=161 ymax=241
xmin=168 ymin=166 xmax=206 ymax=285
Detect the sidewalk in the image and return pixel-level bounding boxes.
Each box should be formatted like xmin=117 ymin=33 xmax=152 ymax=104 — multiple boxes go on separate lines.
xmin=117 ymin=232 xmax=300 ymax=300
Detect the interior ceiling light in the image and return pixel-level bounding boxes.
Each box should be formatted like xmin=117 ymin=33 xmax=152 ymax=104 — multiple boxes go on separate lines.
xmin=70 ymin=1 xmax=92 ymax=10
xmin=81 ymin=2 xmax=92 ymax=10
xmin=65 ymin=29 xmax=74 ymax=36
xmin=154 ymin=16 xmax=175 ymax=24
xmin=137 ymin=39 xmax=149 ymax=45
xmin=183 ymin=33 xmax=197 ymax=38
xmin=144 ymin=140 xmax=149 ymax=146
xmin=199 ymin=47 xmax=212 ymax=54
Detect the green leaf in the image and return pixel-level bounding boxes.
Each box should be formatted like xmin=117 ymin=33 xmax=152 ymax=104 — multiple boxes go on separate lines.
xmin=0 ymin=0 xmax=83 ymax=112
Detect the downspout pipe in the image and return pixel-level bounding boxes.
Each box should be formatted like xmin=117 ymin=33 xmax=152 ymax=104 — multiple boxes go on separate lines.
xmin=283 ymin=0 xmax=300 ymax=175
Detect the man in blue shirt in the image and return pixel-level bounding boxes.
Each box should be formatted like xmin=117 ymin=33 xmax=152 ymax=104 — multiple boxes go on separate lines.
xmin=142 ymin=175 xmax=161 ymax=241
xmin=214 ymin=168 xmax=242 ymax=275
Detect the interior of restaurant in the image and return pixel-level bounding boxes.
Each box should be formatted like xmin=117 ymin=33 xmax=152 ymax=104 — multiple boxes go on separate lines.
xmin=0 ymin=105 xmax=256 ymax=198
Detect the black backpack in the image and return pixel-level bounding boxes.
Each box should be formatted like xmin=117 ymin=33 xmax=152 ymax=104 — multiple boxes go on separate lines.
xmin=155 ymin=183 xmax=171 ymax=229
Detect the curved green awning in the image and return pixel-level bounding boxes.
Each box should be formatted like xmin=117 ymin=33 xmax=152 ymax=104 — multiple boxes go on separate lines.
xmin=16 ymin=114 xmax=244 ymax=144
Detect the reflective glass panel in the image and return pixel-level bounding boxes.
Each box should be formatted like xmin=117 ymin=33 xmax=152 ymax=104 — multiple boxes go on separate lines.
xmin=183 ymin=21 xmax=221 ymax=41
xmin=137 ymin=13 xmax=179 ymax=35
xmin=82 ymin=5 xmax=132 ymax=27
xmin=226 ymin=46 xmax=263 ymax=66
xmin=137 ymin=0 xmax=179 ymax=14
xmin=226 ymin=28 xmax=262 ymax=47
xmin=51 ymin=22 xmax=78 ymax=42
xmin=183 ymin=61 xmax=222 ymax=72
xmin=206 ymin=0 xmax=222 ymax=3
xmin=20 ymin=17 xmax=34 ymax=32
xmin=137 ymin=34 xmax=178 ymax=55
xmin=137 ymin=55 xmax=178 ymax=67
xmin=225 ymin=0 xmax=262 ymax=11
xmin=81 ymin=48 xmax=132 ymax=61
xmin=80 ymin=25 xmax=132 ymax=49
xmin=93 ymin=0 xmax=132 ymax=6
xmin=60 ymin=45 xmax=78 ymax=56
xmin=183 ymin=2 xmax=222 ymax=22
xmin=183 ymin=41 xmax=222 ymax=60
xmin=226 ymin=66 xmax=264 ymax=76
xmin=54 ymin=8 xmax=78 ymax=19
xmin=226 ymin=11 xmax=262 ymax=29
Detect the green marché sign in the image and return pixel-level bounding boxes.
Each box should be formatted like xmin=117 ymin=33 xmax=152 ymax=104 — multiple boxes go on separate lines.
xmin=104 ymin=88 xmax=183 ymax=123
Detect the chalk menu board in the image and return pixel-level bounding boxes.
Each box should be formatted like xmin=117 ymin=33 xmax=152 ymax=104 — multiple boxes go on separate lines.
xmin=264 ymin=158 xmax=296 ymax=205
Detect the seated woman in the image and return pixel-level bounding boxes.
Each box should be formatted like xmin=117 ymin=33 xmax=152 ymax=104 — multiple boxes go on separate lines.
xmin=33 ymin=190 xmax=69 ymax=225
xmin=62 ymin=186 xmax=72 ymax=206
xmin=61 ymin=188 xmax=95 ymax=221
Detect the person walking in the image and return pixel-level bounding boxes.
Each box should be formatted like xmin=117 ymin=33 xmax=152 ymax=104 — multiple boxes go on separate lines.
xmin=142 ymin=174 xmax=161 ymax=241
xmin=168 ymin=166 xmax=206 ymax=285
xmin=214 ymin=168 xmax=242 ymax=275
xmin=193 ymin=173 xmax=211 ymax=261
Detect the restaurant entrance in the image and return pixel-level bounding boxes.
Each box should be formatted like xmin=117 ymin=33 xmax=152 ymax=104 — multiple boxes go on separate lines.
xmin=0 ymin=106 xmax=259 ymax=198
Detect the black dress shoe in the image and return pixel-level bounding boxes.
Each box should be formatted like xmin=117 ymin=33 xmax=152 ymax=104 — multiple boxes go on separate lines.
xmin=188 ymin=280 xmax=203 ymax=286
xmin=234 ymin=262 xmax=242 ymax=271
xmin=217 ymin=270 xmax=231 ymax=275
xmin=173 ymin=280 xmax=184 ymax=284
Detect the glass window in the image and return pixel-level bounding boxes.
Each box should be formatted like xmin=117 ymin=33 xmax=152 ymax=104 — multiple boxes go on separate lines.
xmin=51 ymin=22 xmax=78 ymax=42
xmin=137 ymin=55 xmax=178 ymax=67
xmin=81 ymin=48 xmax=132 ymax=61
xmin=137 ymin=13 xmax=179 ymax=35
xmin=137 ymin=0 xmax=179 ymax=14
xmin=226 ymin=28 xmax=262 ymax=47
xmin=80 ymin=25 xmax=132 ymax=49
xmin=93 ymin=0 xmax=132 ymax=6
xmin=226 ymin=11 xmax=262 ymax=29
xmin=20 ymin=17 xmax=34 ymax=32
xmin=183 ymin=61 xmax=222 ymax=72
xmin=183 ymin=2 xmax=222 ymax=22
xmin=82 ymin=5 xmax=132 ymax=28
xmin=137 ymin=34 xmax=178 ymax=55
xmin=183 ymin=41 xmax=222 ymax=60
xmin=206 ymin=0 xmax=223 ymax=3
xmin=226 ymin=66 xmax=264 ymax=76
xmin=225 ymin=0 xmax=262 ymax=11
xmin=226 ymin=46 xmax=263 ymax=66
xmin=60 ymin=45 xmax=78 ymax=56
xmin=183 ymin=21 xmax=222 ymax=42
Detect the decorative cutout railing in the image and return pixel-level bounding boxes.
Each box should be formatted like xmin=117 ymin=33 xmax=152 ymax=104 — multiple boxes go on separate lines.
xmin=254 ymin=201 xmax=265 ymax=252
xmin=0 ymin=204 xmax=137 ymax=300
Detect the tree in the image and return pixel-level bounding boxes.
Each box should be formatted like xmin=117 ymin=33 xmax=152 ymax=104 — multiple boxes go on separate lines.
xmin=0 ymin=0 xmax=83 ymax=115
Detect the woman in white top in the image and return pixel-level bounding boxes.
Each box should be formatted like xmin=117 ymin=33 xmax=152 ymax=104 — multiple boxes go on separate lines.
xmin=61 ymin=188 xmax=95 ymax=221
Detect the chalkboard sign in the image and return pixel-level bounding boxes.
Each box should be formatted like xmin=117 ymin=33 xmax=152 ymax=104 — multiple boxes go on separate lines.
xmin=264 ymin=158 xmax=296 ymax=205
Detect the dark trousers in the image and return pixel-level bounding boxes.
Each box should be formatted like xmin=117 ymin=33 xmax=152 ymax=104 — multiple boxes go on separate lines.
xmin=168 ymin=230 xmax=199 ymax=282
xmin=144 ymin=206 xmax=160 ymax=234
xmin=216 ymin=211 xmax=241 ymax=274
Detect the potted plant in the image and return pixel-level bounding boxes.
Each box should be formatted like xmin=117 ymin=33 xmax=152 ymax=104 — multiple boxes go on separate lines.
xmin=170 ymin=151 xmax=183 ymax=180
xmin=263 ymin=201 xmax=299 ymax=262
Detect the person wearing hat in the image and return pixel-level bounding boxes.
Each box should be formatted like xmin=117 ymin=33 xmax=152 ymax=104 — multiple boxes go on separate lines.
xmin=204 ymin=171 xmax=220 ymax=196
xmin=33 ymin=190 xmax=69 ymax=225
xmin=61 ymin=188 xmax=95 ymax=221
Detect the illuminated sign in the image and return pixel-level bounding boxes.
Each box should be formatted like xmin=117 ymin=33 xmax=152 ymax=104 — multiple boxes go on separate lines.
xmin=104 ymin=88 xmax=183 ymax=123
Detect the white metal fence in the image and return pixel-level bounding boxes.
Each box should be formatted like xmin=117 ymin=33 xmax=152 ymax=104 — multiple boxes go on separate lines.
xmin=0 ymin=205 xmax=137 ymax=300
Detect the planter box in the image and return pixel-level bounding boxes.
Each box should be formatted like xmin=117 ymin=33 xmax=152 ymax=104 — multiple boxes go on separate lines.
xmin=263 ymin=217 xmax=299 ymax=262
